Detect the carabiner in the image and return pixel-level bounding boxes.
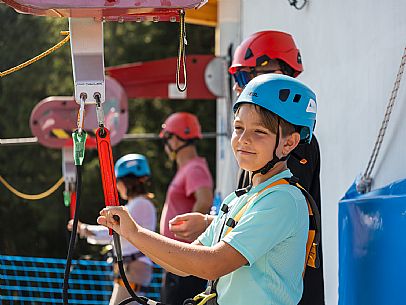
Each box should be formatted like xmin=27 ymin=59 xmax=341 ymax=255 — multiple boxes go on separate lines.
xmin=77 ymin=93 xmax=86 ymax=134
xmin=184 ymin=291 xmax=217 ymax=305
xmin=95 ymin=92 xmax=105 ymax=129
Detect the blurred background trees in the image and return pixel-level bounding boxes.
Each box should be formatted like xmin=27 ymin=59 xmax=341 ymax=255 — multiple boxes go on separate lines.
xmin=0 ymin=6 xmax=216 ymax=258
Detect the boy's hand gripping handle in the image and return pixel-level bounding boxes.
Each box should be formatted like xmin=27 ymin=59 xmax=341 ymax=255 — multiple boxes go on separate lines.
xmin=96 ymin=127 xmax=120 ymax=235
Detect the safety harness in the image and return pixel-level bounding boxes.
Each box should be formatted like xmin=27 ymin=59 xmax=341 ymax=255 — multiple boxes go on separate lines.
xmin=113 ymin=252 xmax=149 ymax=292
xmin=184 ymin=176 xmax=321 ymax=305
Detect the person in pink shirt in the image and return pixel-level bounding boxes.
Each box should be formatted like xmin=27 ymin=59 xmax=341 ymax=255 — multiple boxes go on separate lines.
xmin=159 ymin=112 xmax=214 ymax=305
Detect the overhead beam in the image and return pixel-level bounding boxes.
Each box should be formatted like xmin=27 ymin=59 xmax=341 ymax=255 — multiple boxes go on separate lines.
xmin=186 ymin=0 xmax=217 ymax=27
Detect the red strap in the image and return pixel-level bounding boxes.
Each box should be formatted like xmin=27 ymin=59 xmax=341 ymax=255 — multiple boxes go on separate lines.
xmin=69 ymin=192 xmax=76 ymax=219
xmin=96 ymin=128 xmax=120 ymax=235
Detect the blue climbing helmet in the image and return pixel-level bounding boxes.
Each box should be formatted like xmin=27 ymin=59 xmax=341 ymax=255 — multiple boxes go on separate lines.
xmin=233 ymin=74 xmax=317 ymax=143
xmin=115 ymin=154 xmax=151 ymax=178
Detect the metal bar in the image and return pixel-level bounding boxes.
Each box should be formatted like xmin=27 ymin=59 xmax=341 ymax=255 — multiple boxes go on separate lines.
xmin=0 ymin=133 xmax=227 ymax=147
xmin=0 ymin=137 xmax=38 ymax=146
xmin=121 ymin=132 xmax=227 ymax=141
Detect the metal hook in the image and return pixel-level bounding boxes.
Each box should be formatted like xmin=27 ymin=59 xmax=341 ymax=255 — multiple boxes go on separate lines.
xmin=288 ymin=0 xmax=308 ymax=10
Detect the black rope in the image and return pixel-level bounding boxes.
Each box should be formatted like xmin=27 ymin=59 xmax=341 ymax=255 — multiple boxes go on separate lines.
xmin=62 ymin=165 xmax=82 ymax=304
xmin=114 ymin=232 xmax=154 ymax=305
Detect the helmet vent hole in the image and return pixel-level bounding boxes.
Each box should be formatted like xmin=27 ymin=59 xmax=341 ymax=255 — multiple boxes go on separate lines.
xmin=244 ymin=48 xmax=254 ymax=60
xmin=279 ymin=89 xmax=290 ymax=102
xmin=256 ymin=55 xmax=271 ymax=67
xmin=293 ymin=94 xmax=301 ymax=103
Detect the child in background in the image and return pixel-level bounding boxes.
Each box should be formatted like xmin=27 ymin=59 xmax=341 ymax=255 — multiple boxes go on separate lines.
xmin=68 ymin=154 xmax=157 ymax=305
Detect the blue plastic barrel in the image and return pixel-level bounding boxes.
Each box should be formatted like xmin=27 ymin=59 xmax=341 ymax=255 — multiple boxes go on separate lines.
xmin=339 ymin=178 xmax=406 ymax=305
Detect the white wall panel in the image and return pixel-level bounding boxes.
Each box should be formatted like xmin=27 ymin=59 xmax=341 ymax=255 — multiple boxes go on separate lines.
xmin=226 ymin=0 xmax=406 ymax=304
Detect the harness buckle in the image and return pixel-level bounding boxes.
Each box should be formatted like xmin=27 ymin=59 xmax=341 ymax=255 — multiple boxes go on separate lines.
xmin=226 ymin=218 xmax=236 ymax=228
xmin=183 ymin=291 xmax=217 ymax=305
xmin=220 ymin=204 xmax=229 ymax=213
xmin=288 ymin=176 xmax=300 ymax=185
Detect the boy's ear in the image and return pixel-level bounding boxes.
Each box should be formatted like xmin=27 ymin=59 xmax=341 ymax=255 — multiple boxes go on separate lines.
xmin=282 ymin=132 xmax=301 ymax=156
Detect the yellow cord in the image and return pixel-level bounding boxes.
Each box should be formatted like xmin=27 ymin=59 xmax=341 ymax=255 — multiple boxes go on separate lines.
xmin=176 ymin=10 xmax=187 ymax=92
xmin=0 ymin=31 xmax=70 ymax=78
xmin=0 ymin=175 xmax=64 ymax=200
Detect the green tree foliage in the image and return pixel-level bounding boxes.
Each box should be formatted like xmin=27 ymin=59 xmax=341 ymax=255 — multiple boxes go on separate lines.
xmin=0 ymin=5 xmax=215 ymax=258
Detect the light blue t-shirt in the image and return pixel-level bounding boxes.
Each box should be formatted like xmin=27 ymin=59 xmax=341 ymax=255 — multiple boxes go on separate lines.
xmin=198 ymin=169 xmax=309 ymax=305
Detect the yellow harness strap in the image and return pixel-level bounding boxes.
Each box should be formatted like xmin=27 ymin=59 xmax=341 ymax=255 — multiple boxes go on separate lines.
xmin=224 ymin=179 xmax=289 ymax=236
xmin=293 ymin=182 xmax=319 ymax=272
xmin=114 ymin=278 xmax=142 ymax=292
xmin=223 ymin=178 xmax=318 ymax=276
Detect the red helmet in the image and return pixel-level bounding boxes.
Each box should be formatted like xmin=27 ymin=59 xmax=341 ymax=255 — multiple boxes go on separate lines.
xmin=159 ymin=112 xmax=202 ymax=140
xmin=229 ymin=31 xmax=303 ymax=77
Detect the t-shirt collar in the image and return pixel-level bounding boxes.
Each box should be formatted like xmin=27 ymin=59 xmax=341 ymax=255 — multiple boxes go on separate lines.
xmin=248 ymin=169 xmax=292 ymax=194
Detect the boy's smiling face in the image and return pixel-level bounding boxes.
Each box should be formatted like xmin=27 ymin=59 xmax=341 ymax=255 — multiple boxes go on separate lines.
xmin=231 ymin=104 xmax=277 ymax=172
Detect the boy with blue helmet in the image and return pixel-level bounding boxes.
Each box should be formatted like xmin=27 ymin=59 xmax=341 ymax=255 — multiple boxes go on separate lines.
xmin=68 ymin=153 xmax=157 ymax=305
xmin=171 ymin=31 xmax=324 ymax=305
xmin=97 ymin=75 xmax=319 ymax=305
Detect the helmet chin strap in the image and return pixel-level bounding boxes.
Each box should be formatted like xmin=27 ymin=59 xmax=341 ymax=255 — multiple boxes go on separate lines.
xmin=167 ymin=140 xmax=193 ymax=158
xmin=235 ymin=118 xmax=289 ymax=197
xmin=164 ymin=135 xmax=194 ymax=171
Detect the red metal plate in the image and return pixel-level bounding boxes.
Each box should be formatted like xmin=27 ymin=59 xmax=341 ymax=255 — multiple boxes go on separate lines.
xmin=2 ymin=0 xmax=206 ymax=20
xmin=30 ymin=76 xmax=128 ymax=149
xmin=106 ymin=55 xmax=217 ymax=99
